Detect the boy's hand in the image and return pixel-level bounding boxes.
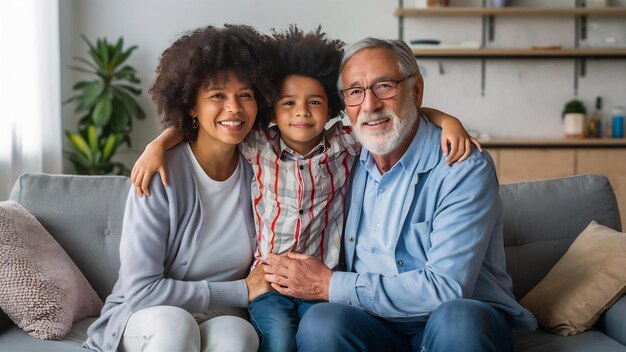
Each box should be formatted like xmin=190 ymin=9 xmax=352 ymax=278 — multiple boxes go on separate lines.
xmin=245 ymin=263 xmax=272 ymax=302
xmin=131 ymin=141 xmax=169 ymax=197
xmin=440 ymin=118 xmax=482 ymax=166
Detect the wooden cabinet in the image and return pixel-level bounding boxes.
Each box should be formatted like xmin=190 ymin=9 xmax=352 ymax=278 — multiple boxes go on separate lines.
xmin=577 ymin=149 xmax=626 ymax=227
xmin=486 ymin=140 xmax=626 ymax=226
xmin=494 ymin=149 xmax=576 ymax=184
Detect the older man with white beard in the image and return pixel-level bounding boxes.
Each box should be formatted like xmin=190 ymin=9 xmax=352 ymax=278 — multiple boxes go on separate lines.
xmin=264 ymin=38 xmax=537 ymax=352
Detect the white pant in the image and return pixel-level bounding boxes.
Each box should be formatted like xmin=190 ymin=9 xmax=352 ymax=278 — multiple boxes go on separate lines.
xmin=120 ymin=306 xmax=259 ymax=352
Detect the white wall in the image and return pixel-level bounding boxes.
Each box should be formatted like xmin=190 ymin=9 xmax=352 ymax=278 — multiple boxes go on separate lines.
xmin=59 ymin=0 xmax=626 ymax=171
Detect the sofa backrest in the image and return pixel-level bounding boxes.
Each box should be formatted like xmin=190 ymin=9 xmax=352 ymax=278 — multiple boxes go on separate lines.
xmin=500 ymin=174 xmax=622 ymax=300
xmin=9 ymin=173 xmax=623 ymax=304
xmin=9 ymin=173 xmax=130 ymax=300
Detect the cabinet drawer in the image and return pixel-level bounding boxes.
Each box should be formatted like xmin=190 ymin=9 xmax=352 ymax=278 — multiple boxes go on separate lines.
xmin=498 ymin=149 xmax=575 ymax=184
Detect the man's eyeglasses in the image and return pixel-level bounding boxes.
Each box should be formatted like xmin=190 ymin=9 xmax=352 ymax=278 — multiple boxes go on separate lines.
xmin=339 ymin=74 xmax=416 ymax=107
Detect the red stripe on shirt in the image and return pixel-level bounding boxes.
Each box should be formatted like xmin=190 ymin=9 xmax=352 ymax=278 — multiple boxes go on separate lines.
xmin=253 ymin=153 xmax=265 ymax=259
xmin=320 ymin=154 xmax=335 ymax=261
xmin=268 ymin=156 xmax=281 ymax=253
xmin=294 ymin=161 xmax=303 ymax=244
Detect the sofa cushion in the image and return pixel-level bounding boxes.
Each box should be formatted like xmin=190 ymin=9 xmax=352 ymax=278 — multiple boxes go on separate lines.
xmin=500 ymin=174 xmax=622 ymax=300
xmin=0 ymin=201 xmax=103 ymax=340
xmin=520 ymin=221 xmax=626 ymax=336
xmin=512 ymin=328 xmax=626 ymax=352
xmin=9 ymin=173 xmax=131 ymax=299
xmin=0 ymin=317 xmax=95 ymax=352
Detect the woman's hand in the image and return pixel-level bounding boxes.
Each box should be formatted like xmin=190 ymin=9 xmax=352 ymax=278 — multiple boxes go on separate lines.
xmin=245 ymin=263 xmax=272 ymax=303
xmin=131 ymin=141 xmax=169 ymax=197
xmin=440 ymin=117 xmax=482 ymax=166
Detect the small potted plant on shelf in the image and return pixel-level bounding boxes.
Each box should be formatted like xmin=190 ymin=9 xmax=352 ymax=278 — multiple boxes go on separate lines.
xmin=562 ymin=99 xmax=587 ymax=139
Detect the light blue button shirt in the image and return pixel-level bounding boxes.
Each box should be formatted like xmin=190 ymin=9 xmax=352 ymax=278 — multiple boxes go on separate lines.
xmin=330 ymin=115 xmax=537 ymax=329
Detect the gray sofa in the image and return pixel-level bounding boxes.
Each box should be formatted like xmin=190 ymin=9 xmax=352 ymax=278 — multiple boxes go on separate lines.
xmin=1 ymin=173 xmax=625 ymax=351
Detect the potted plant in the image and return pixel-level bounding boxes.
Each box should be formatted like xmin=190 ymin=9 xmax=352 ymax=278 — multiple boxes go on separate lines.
xmin=64 ymin=36 xmax=145 ymax=175
xmin=562 ymin=99 xmax=586 ymax=139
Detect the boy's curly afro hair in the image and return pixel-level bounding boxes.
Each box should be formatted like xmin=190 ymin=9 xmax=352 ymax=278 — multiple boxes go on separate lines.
xmin=272 ymin=25 xmax=344 ymax=119
xmin=150 ymin=24 xmax=280 ymax=142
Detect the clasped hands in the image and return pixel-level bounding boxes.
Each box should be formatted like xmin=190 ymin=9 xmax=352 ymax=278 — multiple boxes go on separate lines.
xmin=246 ymin=251 xmax=333 ymax=302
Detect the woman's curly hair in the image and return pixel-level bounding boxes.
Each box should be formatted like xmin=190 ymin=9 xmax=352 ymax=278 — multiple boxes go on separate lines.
xmin=272 ymin=25 xmax=345 ymax=119
xmin=150 ymin=24 xmax=280 ymax=142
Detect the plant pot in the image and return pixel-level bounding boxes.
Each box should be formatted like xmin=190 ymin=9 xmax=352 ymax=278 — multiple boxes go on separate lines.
xmin=563 ymin=113 xmax=586 ymax=139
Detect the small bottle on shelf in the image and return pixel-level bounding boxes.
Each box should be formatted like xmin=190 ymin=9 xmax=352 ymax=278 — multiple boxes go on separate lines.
xmin=612 ymin=106 xmax=625 ymax=139
xmin=587 ymin=97 xmax=602 ymax=138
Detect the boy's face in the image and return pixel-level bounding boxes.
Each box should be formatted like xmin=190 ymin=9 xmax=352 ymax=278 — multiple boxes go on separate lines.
xmin=190 ymin=70 xmax=257 ymax=147
xmin=273 ymin=75 xmax=330 ymax=156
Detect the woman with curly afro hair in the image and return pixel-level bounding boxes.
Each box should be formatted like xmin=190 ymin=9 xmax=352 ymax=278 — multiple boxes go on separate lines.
xmin=85 ymin=24 xmax=280 ymax=352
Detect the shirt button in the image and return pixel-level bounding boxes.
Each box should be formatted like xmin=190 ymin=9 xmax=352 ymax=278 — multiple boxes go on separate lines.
xmin=299 ymin=165 xmax=304 ymax=170
xmin=379 ymin=187 xmax=385 ymax=193
xmin=181 ymin=260 xmax=187 ymax=265
xmin=298 ymin=209 xmax=304 ymax=215
xmin=348 ymin=236 xmax=355 ymax=242
xmin=104 ymin=229 xmax=111 ymax=236
xmin=112 ymin=332 xmax=116 ymax=337
xmin=397 ymin=260 xmax=404 ymax=266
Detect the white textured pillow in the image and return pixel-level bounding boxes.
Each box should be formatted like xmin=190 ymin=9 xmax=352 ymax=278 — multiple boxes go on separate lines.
xmin=0 ymin=201 xmax=103 ymax=340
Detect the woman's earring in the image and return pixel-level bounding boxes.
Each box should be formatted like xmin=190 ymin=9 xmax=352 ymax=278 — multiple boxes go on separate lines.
xmin=192 ymin=117 xmax=199 ymax=129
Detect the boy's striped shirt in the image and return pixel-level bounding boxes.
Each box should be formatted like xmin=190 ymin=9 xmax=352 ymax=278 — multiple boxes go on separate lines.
xmin=240 ymin=121 xmax=360 ymax=269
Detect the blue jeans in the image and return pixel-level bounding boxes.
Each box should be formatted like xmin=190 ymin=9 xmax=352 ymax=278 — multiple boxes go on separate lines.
xmin=249 ymin=291 xmax=319 ymax=352
xmin=296 ymin=299 xmax=513 ymax=352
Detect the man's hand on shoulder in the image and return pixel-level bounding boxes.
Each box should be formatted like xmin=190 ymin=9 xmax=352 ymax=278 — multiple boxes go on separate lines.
xmin=264 ymin=252 xmax=332 ymax=301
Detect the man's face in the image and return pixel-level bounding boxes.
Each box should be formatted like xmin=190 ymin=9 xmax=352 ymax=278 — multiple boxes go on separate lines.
xmin=340 ymin=48 xmax=423 ymax=155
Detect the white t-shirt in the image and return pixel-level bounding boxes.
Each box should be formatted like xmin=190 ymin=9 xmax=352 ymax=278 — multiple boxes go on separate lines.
xmin=183 ymin=144 xmax=252 ymax=282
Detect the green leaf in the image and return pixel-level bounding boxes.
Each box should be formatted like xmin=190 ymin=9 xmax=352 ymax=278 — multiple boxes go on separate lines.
xmin=83 ymin=35 xmax=105 ymax=70
xmin=87 ymin=124 xmax=98 ymax=153
xmin=113 ymin=87 xmax=144 ymax=119
xmin=110 ymin=99 xmax=130 ymax=132
xmin=76 ymin=81 xmax=104 ymax=112
xmin=118 ymin=84 xmax=142 ymax=96
xmin=70 ymin=153 xmax=92 ymax=169
xmin=102 ymin=134 xmax=121 ymax=160
xmin=67 ymin=65 xmax=97 ymax=75
xmin=110 ymin=45 xmax=137 ymax=69
xmin=93 ymin=150 xmax=102 ymax=164
xmin=92 ymin=94 xmax=113 ymax=127
xmin=65 ymin=131 xmax=93 ymax=162
xmin=112 ymin=66 xmax=137 ymax=80
xmin=73 ymin=56 xmax=99 ymax=71
xmin=97 ymin=38 xmax=110 ymax=70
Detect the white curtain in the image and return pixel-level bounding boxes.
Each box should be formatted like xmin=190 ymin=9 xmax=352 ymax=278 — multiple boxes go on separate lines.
xmin=0 ymin=0 xmax=62 ymax=200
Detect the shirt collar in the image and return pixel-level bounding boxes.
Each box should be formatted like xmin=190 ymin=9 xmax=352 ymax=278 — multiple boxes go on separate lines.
xmin=279 ymin=133 xmax=327 ymax=160
xmin=359 ymin=112 xmax=440 ymax=177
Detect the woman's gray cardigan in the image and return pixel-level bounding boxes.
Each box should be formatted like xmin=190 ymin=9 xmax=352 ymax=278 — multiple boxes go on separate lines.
xmin=84 ymin=144 xmax=257 ymax=352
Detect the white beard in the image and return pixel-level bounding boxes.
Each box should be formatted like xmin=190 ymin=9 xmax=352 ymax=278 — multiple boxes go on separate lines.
xmin=352 ymin=98 xmax=418 ymax=156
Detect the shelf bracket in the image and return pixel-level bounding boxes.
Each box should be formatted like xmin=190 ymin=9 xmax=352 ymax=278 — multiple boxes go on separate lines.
xmin=488 ymin=15 xmax=495 ymax=42
xmin=398 ymin=0 xmax=404 ymax=40
xmin=581 ymin=15 xmax=587 ymax=40
xmin=481 ymin=59 xmax=486 ymax=97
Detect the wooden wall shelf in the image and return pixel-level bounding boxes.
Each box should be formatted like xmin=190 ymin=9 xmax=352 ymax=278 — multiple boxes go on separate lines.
xmin=410 ymin=48 xmax=626 ymax=59
xmin=395 ymin=7 xmax=626 ymax=17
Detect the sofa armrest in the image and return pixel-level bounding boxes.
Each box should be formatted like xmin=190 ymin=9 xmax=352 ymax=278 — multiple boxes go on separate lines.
xmin=596 ymin=294 xmax=626 ymax=346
